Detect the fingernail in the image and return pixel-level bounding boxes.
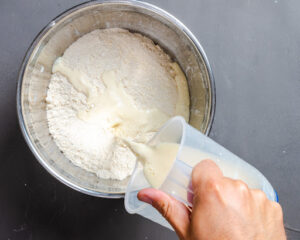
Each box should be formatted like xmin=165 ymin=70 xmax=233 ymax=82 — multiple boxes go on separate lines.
xmin=138 ymin=195 xmax=153 ymax=205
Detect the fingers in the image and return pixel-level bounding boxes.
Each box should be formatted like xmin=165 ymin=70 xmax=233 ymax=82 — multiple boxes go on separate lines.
xmin=138 ymin=188 xmax=190 ymax=239
xmin=251 ymin=189 xmax=284 ymax=221
xmin=191 ymin=159 xmax=223 ymax=196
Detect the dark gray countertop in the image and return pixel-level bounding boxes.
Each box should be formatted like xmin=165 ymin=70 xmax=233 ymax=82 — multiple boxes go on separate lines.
xmin=1 ymin=0 xmax=299 ymax=239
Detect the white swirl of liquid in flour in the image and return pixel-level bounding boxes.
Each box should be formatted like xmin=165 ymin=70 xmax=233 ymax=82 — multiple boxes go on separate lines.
xmin=52 ymin=57 xmax=170 ymax=140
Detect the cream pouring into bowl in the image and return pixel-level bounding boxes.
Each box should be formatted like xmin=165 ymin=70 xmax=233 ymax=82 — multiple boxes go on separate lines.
xmin=16 ymin=0 xmax=215 ymax=198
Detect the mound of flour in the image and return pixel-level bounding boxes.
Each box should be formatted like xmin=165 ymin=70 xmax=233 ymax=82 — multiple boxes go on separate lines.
xmin=46 ymin=28 xmax=189 ymax=180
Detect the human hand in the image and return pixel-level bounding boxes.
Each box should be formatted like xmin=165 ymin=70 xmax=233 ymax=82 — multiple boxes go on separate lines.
xmin=138 ymin=159 xmax=286 ymax=240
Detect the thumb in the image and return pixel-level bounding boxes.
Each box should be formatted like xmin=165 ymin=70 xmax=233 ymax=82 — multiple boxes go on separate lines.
xmin=138 ymin=188 xmax=190 ymax=239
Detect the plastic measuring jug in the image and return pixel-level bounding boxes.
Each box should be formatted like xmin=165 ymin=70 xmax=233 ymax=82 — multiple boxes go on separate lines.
xmin=124 ymin=116 xmax=278 ymax=230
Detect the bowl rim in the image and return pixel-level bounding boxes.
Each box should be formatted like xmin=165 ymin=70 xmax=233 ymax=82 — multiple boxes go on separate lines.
xmin=16 ymin=0 xmax=216 ymax=198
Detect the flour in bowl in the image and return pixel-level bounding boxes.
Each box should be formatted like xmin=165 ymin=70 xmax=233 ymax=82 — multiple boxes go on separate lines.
xmin=46 ymin=28 xmax=189 ymax=180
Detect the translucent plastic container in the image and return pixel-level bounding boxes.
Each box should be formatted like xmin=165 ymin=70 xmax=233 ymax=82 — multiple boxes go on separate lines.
xmin=124 ymin=116 xmax=278 ymax=230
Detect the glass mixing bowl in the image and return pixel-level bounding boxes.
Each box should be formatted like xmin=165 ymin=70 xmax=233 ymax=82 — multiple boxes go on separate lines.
xmin=16 ymin=0 xmax=215 ymax=198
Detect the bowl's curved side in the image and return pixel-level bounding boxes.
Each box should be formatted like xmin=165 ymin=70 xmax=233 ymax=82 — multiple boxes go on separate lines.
xmin=131 ymin=0 xmax=216 ymax=135
xmin=16 ymin=32 xmax=125 ymax=198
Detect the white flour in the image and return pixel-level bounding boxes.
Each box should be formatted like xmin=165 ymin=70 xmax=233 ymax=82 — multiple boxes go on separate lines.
xmin=46 ymin=28 xmax=189 ymax=180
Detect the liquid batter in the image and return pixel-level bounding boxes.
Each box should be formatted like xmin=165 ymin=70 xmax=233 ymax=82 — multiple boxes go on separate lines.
xmin=127 ymin=141 xmax=261 ymax=190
